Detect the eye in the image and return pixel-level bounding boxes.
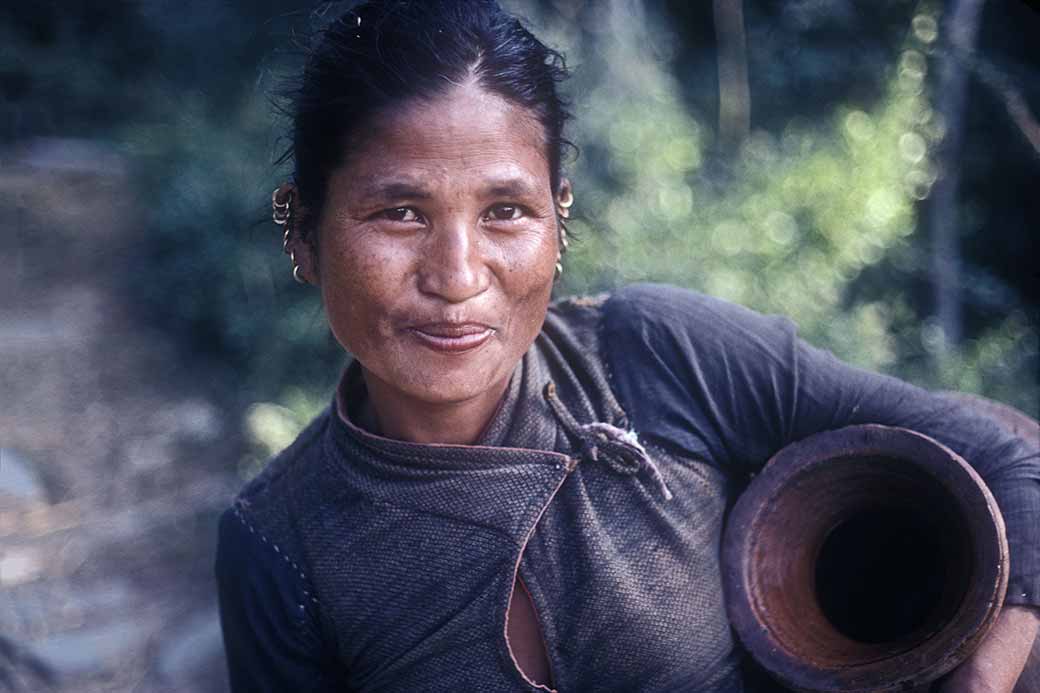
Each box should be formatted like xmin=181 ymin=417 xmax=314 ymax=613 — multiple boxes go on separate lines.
xmin=379 ymin=207 xmax=425 ymax=224
xmin=483 ymin=204 xmax=525 ymax=222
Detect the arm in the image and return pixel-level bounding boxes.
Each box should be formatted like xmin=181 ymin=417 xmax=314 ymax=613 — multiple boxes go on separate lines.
xmin=602 ymin=284 xmax=1040 ymax=679
xmin=788 ymin=332 xmax=1040 ymax=618
xmin=938 ymin=605 xmax=1039 ymax=693
xmin=215 ymin=507 xmax=338 ymax=693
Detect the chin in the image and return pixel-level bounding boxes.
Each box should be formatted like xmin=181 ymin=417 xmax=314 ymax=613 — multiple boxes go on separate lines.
xmin=358 ymin=339 xmax=508 ymax=405
xmin=401 ymin=355 xmax=514 ymax=405
xmin=410 ymin=381 xmax=495 ymax=406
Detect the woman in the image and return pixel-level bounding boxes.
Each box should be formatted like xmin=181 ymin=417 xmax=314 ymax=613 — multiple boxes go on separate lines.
xmin=215 ymin=1 xmax=1039 ymax=691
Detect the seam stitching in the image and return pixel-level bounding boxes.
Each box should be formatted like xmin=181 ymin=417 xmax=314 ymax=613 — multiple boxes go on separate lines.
xmin=232 ymin=504 xmax=320 ymax=608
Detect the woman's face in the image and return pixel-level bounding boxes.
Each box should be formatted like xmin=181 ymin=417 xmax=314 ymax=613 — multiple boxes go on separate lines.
xmin=308 ymin=81 xmax=562 ymax=408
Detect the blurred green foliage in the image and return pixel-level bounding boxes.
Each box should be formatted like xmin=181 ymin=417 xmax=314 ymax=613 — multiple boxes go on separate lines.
xmin=538 ymin=1 xmax=1037 ymax=417
xmin=240 ymin=387 xmax=329 ymax=478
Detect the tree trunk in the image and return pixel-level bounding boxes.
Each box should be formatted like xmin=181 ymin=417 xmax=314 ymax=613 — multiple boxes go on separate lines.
xmin=713 ymin=0 xmax=750 ymax=153
xmin=929 ymin=0 xmax=986 ymax=352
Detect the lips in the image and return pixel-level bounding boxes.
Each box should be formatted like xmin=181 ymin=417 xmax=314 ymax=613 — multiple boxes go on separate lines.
xmin=408 ymin=322 xmax=496 ymax=353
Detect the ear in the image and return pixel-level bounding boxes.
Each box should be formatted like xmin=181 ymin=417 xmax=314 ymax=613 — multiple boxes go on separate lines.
xmin=290 ymin=224 xmax=319 ymax=286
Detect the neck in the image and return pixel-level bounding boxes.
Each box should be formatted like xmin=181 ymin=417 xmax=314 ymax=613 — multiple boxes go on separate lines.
xmin=359 ymin=368 xmax=511 ymax=445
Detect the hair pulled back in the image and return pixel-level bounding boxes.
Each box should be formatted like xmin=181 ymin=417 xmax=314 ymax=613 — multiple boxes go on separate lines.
xmin=285 ymin=0 xmax=573 ymax=239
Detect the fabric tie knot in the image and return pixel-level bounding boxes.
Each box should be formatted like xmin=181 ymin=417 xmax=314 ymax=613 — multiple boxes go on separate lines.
xmin=543 ymin=382 xmax=673 ymax=501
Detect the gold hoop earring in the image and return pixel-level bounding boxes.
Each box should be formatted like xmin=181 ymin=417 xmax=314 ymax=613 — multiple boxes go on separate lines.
xmin=556 ymin=188 xmax=574 ymax=219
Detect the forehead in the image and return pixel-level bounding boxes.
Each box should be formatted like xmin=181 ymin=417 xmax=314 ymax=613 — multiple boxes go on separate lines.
xmin=337 ymin=82 xmax=551 ymax=196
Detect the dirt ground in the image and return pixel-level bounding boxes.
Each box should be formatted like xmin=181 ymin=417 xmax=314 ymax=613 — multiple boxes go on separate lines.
xmin=2 ymin=139 xmax=243 ymax=693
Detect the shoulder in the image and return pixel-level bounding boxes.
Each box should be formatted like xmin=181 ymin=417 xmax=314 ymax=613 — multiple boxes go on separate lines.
xmin=215 ymin=506 xmax=326 ymax=684
xmin=542 ymin=282 xmax=799 ymax=380
xmin=545 ymin=291 xmax=612 ymax=342
xmin=220 ymin=408 xmax=333 ymax=567
xmin=545 ymin=282 xmax=756 ymax=342
xmin=600 ymin=282 xmax=797 ymax=361
xmin=604 ymin=282 xmax=791 ymax=336
xmin=235 ymin=408 xmax=330 ymax=510
xmin=603 ymin=282 xmax=723 ymax=320
xmin=215 ymin=409 xmax=334 ymax=613
xmin=593 ymin=284 xmax=804 ymax=470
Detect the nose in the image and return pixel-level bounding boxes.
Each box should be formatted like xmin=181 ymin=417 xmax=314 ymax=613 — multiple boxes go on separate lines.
xmin=416 ymin=219 xmax=489 ymax=303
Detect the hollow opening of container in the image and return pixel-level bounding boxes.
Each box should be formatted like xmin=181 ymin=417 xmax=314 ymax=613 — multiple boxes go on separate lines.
xmin=748 ymin=455 xmax=975 ymax=668
xmin=814 ymin=504 xmax=965 ymax=644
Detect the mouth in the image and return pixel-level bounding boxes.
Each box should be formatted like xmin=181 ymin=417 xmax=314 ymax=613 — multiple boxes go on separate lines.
xmin=407 ymin=322 xmax=496 ymax=353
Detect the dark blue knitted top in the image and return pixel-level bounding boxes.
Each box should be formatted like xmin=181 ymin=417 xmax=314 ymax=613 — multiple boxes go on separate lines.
xmin=215 ymin=284 xmax=1039 ymax=692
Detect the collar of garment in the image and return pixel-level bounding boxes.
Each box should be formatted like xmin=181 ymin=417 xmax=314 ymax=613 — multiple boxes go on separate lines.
xmin=323 ymin=346 xmax=572 ymax=540
xmin=332 ymin=345 xmax=564 ymax=462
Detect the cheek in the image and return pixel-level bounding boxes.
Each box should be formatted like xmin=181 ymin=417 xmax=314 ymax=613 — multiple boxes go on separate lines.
xmin=496 ymin=231 xmax=557 ymax=333
xmin=319 ymin=232 xmax=411 ymax=346
xmin=329 ymin=225 xmax=415 ymax=289
xmin=497 ymin=224 xmax=558 ymax=277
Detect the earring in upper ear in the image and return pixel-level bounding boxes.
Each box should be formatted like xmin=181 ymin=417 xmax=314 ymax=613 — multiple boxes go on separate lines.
xmin=273 ymin=185 xmax=306 ymax=285
xmin=272 ymin=185 xmax=292 ymax=224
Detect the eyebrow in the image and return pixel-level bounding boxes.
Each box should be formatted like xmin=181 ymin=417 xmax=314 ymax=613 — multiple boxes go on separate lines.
xmin=482 ymin=176 xmax=543 ymax=199
xmin=355 ymin=175 xmax=544 ymax=202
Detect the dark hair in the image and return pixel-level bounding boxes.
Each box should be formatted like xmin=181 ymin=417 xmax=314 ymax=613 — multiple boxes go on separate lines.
xmin=283 ymin=0 xmax=573 ymax=240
